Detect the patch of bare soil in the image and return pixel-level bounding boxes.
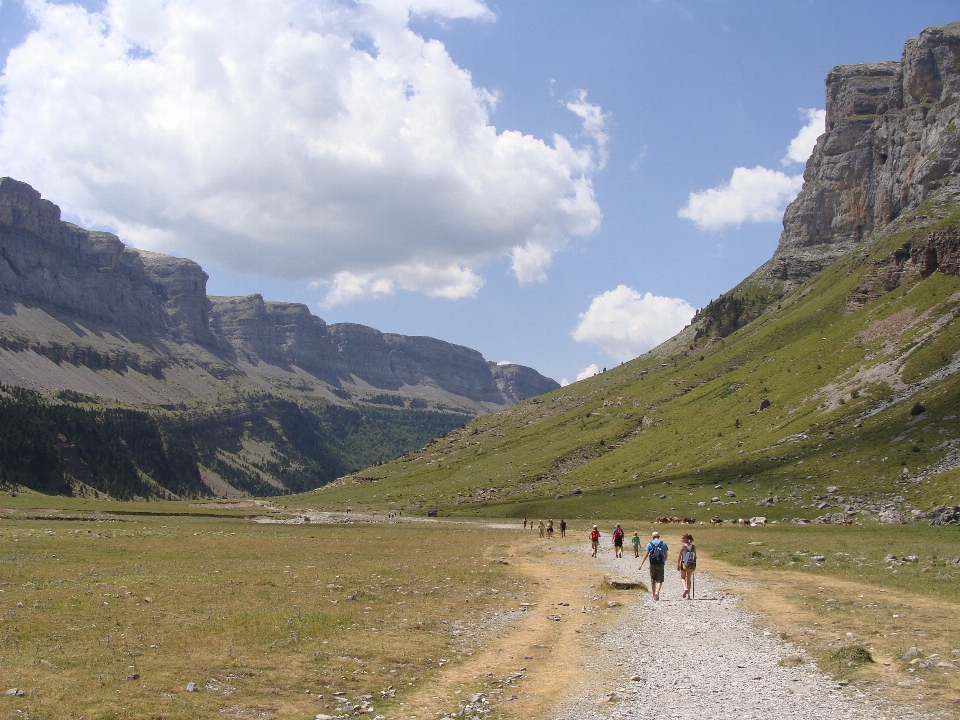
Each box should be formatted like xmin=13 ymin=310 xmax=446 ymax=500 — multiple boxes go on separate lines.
xmin=856 ymin=307 xmax=917 ymax=343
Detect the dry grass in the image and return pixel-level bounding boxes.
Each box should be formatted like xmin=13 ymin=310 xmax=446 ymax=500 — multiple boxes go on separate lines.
xmin=0 ymin=513 xmax=523 ymax=719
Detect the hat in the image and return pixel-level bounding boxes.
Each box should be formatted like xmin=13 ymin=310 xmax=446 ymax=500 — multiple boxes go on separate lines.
xmin=651 ymin=531 xmax=660 ymax=538
xmin=593 ymin=524 xmax=598 ymax=529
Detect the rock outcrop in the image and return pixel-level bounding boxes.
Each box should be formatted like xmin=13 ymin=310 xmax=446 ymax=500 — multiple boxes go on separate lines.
xmin=0 ymin=177 xmax=558 ymax=413
xmin=0 ymin=177 xmax=213 ymax=344
xmin=209 ymin=294 xmax=553 ymax=404
xmin=757 ymin=21 xmax=960 ymax=289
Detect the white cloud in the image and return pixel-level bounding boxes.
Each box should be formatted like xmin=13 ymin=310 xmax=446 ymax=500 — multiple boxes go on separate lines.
xmin=565 ymin=89 xmax=609 ymax=169
xmin=678 ymin=109 xmax=824 ymax=232
xmin=496 ymin=360 xmax=512 ymax=366
xmin=576 ymin=363 xmax=600 ymax=382
xmin=321 ymin=262 xmax=484 ymax=307
xmin=572 ymin=285 xmax=694 ymax=362
xmin=677 ymin=166 xmax=803 ymax=232
xmin=0 ymin=0 xmax=603 ymax=302
xmin=782 ymin=108 xmax=826 ymax=165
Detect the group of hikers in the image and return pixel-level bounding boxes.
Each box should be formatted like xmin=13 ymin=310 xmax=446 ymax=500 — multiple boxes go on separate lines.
xmin=589 ymin=524 xmax=697 ymax=601
xmin=523 ymin=518 xmax=566 ymax=538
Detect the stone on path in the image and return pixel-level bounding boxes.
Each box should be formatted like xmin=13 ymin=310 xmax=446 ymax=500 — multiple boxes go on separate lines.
xmin=604 ymin=575 xmax=646 ymax=591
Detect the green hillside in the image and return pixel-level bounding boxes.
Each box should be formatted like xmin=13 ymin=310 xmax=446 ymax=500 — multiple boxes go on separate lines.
xmin=293 ymin=188 xmax=960 ymax=522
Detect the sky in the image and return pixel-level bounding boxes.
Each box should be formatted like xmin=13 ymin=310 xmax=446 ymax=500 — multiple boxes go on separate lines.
xmin=0 ymin=1 xmax=956 ymax=385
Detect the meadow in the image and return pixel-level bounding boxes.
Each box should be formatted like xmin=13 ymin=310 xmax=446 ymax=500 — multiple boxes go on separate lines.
xmin=0 ymin=502 xmax=520 ymax=719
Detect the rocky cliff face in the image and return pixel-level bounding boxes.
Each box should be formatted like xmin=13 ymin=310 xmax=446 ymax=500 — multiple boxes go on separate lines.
xmin=0 ymin=177 xmax=214 ymax=344
xmin=0 ymin=177 xmax=558 ymax=412
xmin=759 ymin=21 xmax=960 ymax=288
xmin=209 ymin=294 xmax=554 ymax=405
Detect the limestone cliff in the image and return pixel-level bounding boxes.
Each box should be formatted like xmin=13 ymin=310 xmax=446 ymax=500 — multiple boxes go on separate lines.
xmin=0 ymin=177 xmax=558 ymax=414
xmin=756 ymin=21 xmax=960 ymax=289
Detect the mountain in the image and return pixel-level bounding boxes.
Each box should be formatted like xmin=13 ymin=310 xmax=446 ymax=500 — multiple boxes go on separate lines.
xmin=310 ymin=21 xmax=960 ymax=525
xmin=0 ymin=178 xmax=558 ymax=499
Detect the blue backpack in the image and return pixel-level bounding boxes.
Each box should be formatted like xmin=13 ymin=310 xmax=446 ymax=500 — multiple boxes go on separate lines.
xmin=648 ymin=540 xmax=665 ymax=565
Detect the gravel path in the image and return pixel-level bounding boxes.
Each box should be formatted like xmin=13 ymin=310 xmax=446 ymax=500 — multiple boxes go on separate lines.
xmin=552 ymin=544 xmax=932 ymax=720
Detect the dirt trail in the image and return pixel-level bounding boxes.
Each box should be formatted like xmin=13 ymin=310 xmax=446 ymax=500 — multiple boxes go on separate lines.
xmin=399 ymin=532 xmax=630 ymax=719
xmin=405 ymin=528 xmax=959 ymax=719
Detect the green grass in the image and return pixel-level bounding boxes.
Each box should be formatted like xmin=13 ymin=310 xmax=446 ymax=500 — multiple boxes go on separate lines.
xmin=697 ymin=523 xmax=960 ymax=601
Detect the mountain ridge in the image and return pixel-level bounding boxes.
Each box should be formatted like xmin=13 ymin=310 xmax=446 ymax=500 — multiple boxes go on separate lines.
xmin=0 ymin=177 xmax=558 ymax=500
xmin=0 ymin=175 xmax=558 ymax=413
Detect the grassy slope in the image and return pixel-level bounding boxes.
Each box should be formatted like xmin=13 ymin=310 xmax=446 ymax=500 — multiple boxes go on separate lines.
xmin=292 ymin=190 xmax=960 ymax=525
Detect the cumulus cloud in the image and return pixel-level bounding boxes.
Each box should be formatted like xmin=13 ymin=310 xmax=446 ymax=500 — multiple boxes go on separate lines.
xmin=321 ymin=263 xmax=484 ymax=307
xmin=0 ymin=0 xmax=603 ymax=304
xmin=783 ymin=108 xmax=826 ymax=165
xmin=677 ymin=167 xmax=803 ymax=232
xmin=678 ymin=108 xmax=824 ymax=232
xmin=576 ymin=364 xmax=600 ymax=381
xmin=572 ymin=285 xmax=694 ymax=362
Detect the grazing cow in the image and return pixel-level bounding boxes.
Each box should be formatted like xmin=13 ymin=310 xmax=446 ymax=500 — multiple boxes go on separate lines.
xmin=681 ymin=517 xmax=696 ymax=524
xmin=710 ymin=517 xmax=724 ymax=525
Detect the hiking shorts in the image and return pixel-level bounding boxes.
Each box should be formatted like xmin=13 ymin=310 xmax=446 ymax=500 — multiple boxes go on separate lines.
xmin=649 ymin=563 xmax=665 ymax=583
xmin=614 ymin=538 xmax=623 ymax=547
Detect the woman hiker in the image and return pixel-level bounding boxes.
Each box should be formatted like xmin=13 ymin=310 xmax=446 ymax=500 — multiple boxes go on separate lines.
xmin=678 ymin=533 xmax=697 ymax=599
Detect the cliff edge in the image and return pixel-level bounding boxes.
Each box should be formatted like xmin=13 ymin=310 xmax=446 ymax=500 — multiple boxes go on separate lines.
xmin=756 ymin=21 xmax=960 ymax=289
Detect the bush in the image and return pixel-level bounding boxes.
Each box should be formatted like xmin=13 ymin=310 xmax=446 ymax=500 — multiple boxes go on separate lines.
xmin=831 ymin=645 xmax=874 ymax=668
xmin=910 ymin=402 xmax=927 ymax=416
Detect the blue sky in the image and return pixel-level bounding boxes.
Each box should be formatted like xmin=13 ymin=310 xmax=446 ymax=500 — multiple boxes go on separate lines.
xmin=0 ymin=1 xmax=956 ymax=384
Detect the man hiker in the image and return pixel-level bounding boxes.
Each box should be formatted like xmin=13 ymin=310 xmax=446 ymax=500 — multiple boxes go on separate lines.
xmin=639 ymin=531 xmax=668 ymax=600
xmin=559 ymin=519 xmax=566 ymax=538
xmin=612 ymin=523 xmax=625 ymax=558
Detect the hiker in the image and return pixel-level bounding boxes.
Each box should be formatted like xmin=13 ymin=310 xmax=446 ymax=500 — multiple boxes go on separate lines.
xmin=538 ymin=519 xmax=546 ymax=538
xmin=639 ymin=531 xmax=668 ymax=600
xmin=612 ymin=523 xmax=625 ymax=558
xmin=559 ymin=519 xmax=566 ymax=538
xmin=678 ymin=533 xmax=697 ymax=599
xmin=546 ymin=519 xmax=554 ymax=538
xmin=631 ymin=531 xmax=641 ymax=558
xmin=589 ymin=525 xmax=601 ymax=557
xmin=523 ymin=518 xmax=528 ymax=529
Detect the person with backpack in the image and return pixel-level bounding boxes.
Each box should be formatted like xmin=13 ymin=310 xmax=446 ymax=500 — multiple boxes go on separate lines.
xmin=589 ymin=525 xmax=601 ymax=557
xmin=639 ymin=531 xmax=668 ymax=600
xmin=631 ymin=531 xmax=641 ymax=558
xmin=677 ymin=533 xmax=697 ymax=599
xmin=611 ymin=524 xmax=625 ymax=558
xmin=559 ymin=519 xmax=566 ymax=538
